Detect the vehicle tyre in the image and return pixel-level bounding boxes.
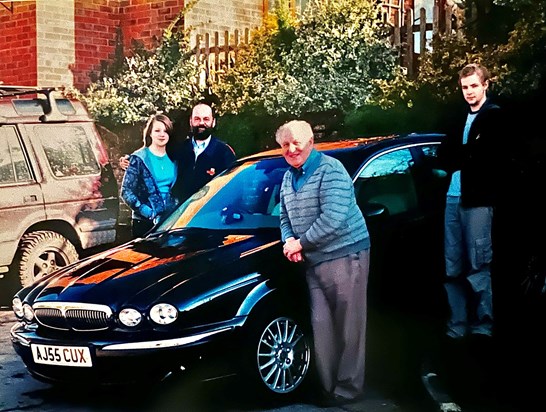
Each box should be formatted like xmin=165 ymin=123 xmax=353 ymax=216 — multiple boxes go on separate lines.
xmin=16 ymin=231 xmax=79 ymax=287
xmin=243 ymin=311 xmax=312 ymax=398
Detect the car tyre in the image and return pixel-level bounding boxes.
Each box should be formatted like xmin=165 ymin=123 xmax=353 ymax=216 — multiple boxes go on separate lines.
xmin=16 ymin=230 xmax=79 ymax=287
xmin=242 ymin=311 xmax=312 ymax=399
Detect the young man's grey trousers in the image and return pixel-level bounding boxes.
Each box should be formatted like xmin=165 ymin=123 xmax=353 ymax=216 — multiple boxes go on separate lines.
xmin=444 ymin=197 xmax=494 ymax=339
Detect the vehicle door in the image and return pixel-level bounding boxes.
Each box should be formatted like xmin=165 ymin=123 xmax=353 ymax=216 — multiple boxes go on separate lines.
xmin=407 ymin=142 xmax=450 ymax=311
xmin=0 ymin=125 xmax=45 ymax=270
xmin=354 ymin=143 xmax=445 ymax=311
xmin=19 ymin=123 xmax=118 ymax=249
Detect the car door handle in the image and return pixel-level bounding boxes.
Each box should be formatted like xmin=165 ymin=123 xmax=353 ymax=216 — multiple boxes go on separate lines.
xmin=24 ymin=195 xmax=38 ymax=203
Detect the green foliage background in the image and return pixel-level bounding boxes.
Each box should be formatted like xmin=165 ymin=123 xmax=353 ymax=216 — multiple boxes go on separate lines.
xmin=76 ymin=0 xmax=545 ymax=156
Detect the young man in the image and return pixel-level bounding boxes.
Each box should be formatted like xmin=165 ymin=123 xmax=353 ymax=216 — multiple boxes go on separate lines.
xmin=276 ymin=120 xmax=371 ymax=407
xmin=439 ymin=63 xmax=505 ymax=344
xmin=120 ymin=102 xmax=236 ymax=203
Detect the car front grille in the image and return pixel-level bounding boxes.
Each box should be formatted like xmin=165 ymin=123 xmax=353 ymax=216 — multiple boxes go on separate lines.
xmin=33 ymin=302 xmax=113 ymax=331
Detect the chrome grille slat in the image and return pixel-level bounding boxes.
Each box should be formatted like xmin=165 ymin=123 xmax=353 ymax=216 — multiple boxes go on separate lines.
xmin=35 ymin=308 xmax=68 ymax=330
xmin=33 ymin=303 xmax=112 ymax=331
xmin=66 ymin=309 xmax=109 ymax=331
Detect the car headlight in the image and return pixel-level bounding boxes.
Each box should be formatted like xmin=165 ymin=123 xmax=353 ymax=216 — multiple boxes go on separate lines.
xmin=12 ymin=297 xmax=23 ymax=318
xmin=119 ymin=308 xmax=142 ymax=327
xmin=23 ymin=303 xmax=34 ymax=322
xmin=150 ymin=303 xmax=178 ymax=325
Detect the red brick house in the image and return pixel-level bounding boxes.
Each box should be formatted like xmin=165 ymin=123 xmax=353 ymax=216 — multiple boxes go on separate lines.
xmin=0 ymin=0 xmax=417 ymax=90
xmin=0 ymin=0 xmax=264 ymax=89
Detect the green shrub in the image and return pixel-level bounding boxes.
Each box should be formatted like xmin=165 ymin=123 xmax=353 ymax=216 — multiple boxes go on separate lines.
xmin=214 ymin=0 xmax=412 ymax=117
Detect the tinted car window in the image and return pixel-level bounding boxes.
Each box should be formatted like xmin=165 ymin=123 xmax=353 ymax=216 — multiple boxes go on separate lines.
xmin=412 ymin=143 xmax=448 ymax=212
xmin=0 ymin=126 xmax=31 ymax=184
xmin=356 ymin=148 xmax=417 ymax=215
xmin=35 ymin=125 xmax=100 ymax=177
xmin=159 ymin=158 xmax=289 ymax=231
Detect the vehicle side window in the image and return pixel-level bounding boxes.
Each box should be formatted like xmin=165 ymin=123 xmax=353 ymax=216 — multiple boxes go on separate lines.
xmin=34 ymin=125 xmax=100 ymax=177
xmin=421 ymin=144 xmax=446 ymax=177
xmin=413 ymin=144 xmax=449 ymax=211
xmin=0 ymin=126 xmax=32 ymax=184
xmin=355 ymin=148 xmax=418 ymax=216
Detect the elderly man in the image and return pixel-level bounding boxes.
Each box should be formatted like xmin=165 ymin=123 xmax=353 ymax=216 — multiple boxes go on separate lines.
xmin=276 ymin=120 xmax=371 ymax=407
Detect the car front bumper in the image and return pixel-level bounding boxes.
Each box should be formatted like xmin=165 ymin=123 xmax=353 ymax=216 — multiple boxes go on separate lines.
xmin=10 ymin=320 xmax=243 ymax=385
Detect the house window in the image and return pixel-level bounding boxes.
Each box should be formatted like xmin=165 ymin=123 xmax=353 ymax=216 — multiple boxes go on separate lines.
xmin=382 ymin=0 xmax=405 ymax=27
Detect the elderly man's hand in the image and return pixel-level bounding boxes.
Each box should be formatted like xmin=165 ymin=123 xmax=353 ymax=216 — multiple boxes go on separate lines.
xmin=119 ymin=155 xmax=129 ymax=170
xmin=283 ymin=238 xmax=303 ymax=262
xmin=288 ymin=251 xmax=303 ymax=262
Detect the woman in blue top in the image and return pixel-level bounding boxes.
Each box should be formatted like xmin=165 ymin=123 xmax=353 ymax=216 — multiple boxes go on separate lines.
xmin=121 ymin=113 xmax=179 ymax=238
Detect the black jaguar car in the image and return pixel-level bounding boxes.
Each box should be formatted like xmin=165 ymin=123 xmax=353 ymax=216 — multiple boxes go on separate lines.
xmin=10 ymin=133 xmax=449 ymax=398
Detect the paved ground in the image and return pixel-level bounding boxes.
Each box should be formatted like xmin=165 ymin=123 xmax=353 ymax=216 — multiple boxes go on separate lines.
xmin=2 ymin=306 xmax=541 ymax=412
xmin=0 ymin=309 xmax=428 ymax=412
xmin=1 ymin=242 xmax=542 ymax=412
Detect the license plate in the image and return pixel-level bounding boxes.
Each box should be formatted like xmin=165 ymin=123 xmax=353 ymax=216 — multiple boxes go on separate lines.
xmin=31 ymin=344 xmax=92 ymax=367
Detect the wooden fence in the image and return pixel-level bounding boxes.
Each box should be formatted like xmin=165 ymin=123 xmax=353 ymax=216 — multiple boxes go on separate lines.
xmin=193 ymin=4 xmax=460 ymax=82
xmin=193 ymin=28 xmax=252 ymax=83
xmin=393 ymin=4 xmax=461 ymax=76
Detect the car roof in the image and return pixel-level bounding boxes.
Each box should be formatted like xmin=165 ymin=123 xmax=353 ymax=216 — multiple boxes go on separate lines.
xmin=236 ymin=132 xmax=445 ymax=178
xmin=240 ymin=132 xmax=445 ymax=161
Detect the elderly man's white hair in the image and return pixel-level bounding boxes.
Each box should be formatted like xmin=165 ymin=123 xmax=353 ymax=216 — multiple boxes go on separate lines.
xmin=275 ymin=120 xmax=314 ymax=144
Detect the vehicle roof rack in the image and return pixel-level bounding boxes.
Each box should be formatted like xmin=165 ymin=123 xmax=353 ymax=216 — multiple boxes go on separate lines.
xmin=0 ymin=85 xmax=68 ymax=122
xmin=0 ymin=85 xmax=62 ymax=97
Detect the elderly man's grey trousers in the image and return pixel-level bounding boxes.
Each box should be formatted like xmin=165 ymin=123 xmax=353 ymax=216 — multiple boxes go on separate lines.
xmin=305 ymin=249 xmax=369 ymax=399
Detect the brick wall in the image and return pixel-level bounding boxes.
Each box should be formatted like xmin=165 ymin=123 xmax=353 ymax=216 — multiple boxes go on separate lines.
xmin=36 ymin=0 xmax=76 ymax=87
xmin=0 ymin=2 xmax=37 ymax=85
xmin=1 ymin=0 xmax=186 ymax=89
xmin=1 ymin=1 xmax=422 ymax=89
xmin=120 ymin=0 xmax=185 ymax=50
xmin=73 ymin=0 xmax=185 ymax=89
xmin=72 ymin=0 xmax=119 ymax=89
xmin=186 ymin=0 xmax=263 ymax=47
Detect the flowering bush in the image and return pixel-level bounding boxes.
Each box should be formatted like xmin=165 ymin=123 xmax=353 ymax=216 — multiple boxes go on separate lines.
xmin=69 ymin=26 xmax=203 ymax=126
xmin=213 ymin=0 xmax=411 ymax=117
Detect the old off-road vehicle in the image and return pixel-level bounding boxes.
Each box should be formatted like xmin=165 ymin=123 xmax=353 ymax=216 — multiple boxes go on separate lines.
xmin=0 ymin=86 xmax=119 ymax=288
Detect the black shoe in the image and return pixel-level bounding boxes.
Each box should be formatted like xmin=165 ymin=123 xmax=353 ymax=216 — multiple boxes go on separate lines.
xmin=314 ymin=392 xmax=360 ymax=407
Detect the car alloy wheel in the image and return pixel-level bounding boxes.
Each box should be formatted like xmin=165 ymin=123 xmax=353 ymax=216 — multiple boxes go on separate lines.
xmin=255 ymin=316 xmax=311 ymax=394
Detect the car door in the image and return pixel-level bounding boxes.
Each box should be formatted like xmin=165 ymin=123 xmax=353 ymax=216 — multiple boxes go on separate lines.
xmin=20 ymin=122 xmax=118 ymax=248
xmin=407 ymin=142 xmax=450 ymax=311
xmin=0 ymin=126 xmax=45 ymax=270
xmin=354 ymin=142 xmax=445 ymax=311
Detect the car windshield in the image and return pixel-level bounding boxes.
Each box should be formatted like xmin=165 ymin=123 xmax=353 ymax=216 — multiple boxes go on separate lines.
xmin=156 ymin=157 xmax=289 ymax=231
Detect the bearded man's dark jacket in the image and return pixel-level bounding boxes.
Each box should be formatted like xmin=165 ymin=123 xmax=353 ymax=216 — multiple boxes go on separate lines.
xmin=168 ymin=136 xmax=236 ymax=203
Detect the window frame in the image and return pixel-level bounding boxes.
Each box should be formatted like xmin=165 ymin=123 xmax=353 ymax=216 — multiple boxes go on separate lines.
xmin=0 ymin=126 xmax=33 ymax=185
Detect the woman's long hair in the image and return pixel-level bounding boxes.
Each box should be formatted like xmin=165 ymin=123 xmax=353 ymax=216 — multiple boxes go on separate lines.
xmin=142 ymin=113 xmax=174 ymax=147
